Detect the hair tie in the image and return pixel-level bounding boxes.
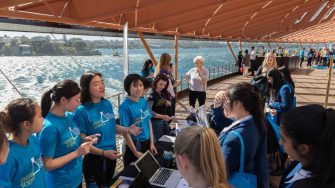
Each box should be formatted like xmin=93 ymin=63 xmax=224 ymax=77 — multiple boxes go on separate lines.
xmin=49 ymin=89 xmax=56 ymax=101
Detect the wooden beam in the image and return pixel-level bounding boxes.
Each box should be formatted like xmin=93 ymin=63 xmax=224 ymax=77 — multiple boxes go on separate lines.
xmin=325 ymin=54 xmax=333 ymax=108
xmin=226 ymin=41 xmax=238 ymax=65
xmin=137 ymin=31 xmax=158 ymax=67
xmin=174 ymin=34 xmax=179 ymax=97
xmin=239 ymin=40 xmax=242 ymax=51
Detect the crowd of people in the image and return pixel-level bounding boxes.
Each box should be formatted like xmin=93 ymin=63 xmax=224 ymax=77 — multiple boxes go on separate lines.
xmin=0 ymin=51 xmax=334 ymax=188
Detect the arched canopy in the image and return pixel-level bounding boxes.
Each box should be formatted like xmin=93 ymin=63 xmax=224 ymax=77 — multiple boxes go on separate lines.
xmin=0 ymin=0 xmax=335 ymax=43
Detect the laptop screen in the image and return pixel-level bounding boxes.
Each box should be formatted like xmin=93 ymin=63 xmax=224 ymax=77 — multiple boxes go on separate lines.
xmin=136 ymin=152 xmax=160 ymax=180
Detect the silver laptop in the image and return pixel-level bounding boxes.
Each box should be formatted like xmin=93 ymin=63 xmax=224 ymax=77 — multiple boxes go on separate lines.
xmin=134 ymin=151 xmax=181 ymax=188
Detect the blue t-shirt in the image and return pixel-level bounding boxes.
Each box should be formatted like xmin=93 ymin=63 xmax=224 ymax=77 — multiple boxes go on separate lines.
xmin=38 ymin=112 xmax=82 ymax=188
xmin=0 ymin=135 xmax=47 ymax=188
xmin=118 ymin=97 xmax=152 ymax=142
xmin=74 ymin=99 xmax=117 ymax=150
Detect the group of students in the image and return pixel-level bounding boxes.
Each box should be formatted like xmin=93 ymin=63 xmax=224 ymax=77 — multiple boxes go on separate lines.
xmin=0 ymin=71 xmax=151 ymax=188
xmin=0 ymin=51 xmax=335 ymax=188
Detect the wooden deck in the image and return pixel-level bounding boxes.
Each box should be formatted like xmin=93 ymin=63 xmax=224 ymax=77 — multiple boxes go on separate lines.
xmin=175 ymin=67 xmax=335 ymax=118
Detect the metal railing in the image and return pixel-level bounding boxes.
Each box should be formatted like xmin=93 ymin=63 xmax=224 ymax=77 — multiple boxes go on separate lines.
xmin=106 ymin=63 xmax=238 ymax=114
xmin=178 ymin=63 xmax=238 ymax=91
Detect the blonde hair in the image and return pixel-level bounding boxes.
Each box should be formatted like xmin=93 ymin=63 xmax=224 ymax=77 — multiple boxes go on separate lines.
xmin=193 ymin=56 xmax=204 ymax=65
xmin=175 ymin=126 xmax=229 ymax=188
xmin=262 ymin=53 xmax=277 ymax=74
xmin=154 ymin=53 xmax=171 ymax=77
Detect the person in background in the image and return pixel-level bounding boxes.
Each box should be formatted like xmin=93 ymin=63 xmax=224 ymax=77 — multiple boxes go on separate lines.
xmin=0 ymin=118 xmax=9 ymax=164
xmin=250 ymin=46 xmax=257 ymax=76
xmin=242 ymin=49 xmax=250 ymax=76
xmin=307 ymin=49 xmax=314 ymax=69
xmin=0 ymin=98 xmax=47 ymax=188
xmin=267 ymin=68 xmax=294 ymax=122
xmin=175 ymin=126 xmax=230 ymax=188
xmin=299 ymin=47 xmax=305 ymax=68
xmin=186 ymin=56 xmax=209 ymax=108
xmin=256 ymin=52 xmax=278 ymax=77
xmin=238 ymin=51 xmax=243 ymax=74
xmin=279 ymin=105 xmax=335 ymax=188
xmin=214 ymin=82 xmax=269 ymax=188
xmin=39 ymin=80 xmax=97 ymax=188
xmin=119 ymin=74 xmax=157 ymax=167
xmin=154 ymin=53 xmax=171 ymax=77
xmin=146 ymin=73 xmax=172 ymax=140
xmin=74 ymin=71 xmax=141 ymax=187
xmin=141 ymin=59 xmax=155 ymax=83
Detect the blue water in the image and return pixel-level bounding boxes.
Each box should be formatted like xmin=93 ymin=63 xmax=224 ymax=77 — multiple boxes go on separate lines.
xmin=0 ymin=47 xmax=237 ymax=109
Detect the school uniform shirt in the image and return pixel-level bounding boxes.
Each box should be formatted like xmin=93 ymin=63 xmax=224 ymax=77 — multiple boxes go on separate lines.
xmin=74 ymin=99 xmax=117 ymax=150
xmin=118 ymin=97 xmax=152 ymax=142
xmin=219 ymin=115 xmax=269 ymax=188
xmin=0 ymin=135 xmax=47 ymax=188
xmin=186 ymin=67 xmax=209 ymax=92
xmin=38 ymin=112 xmax=82 ymax=188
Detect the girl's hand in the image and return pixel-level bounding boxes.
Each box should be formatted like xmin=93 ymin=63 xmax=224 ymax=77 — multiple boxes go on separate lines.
xmin=128 ymin=124 xmax=142 ymax=136
xmin=84 ymin=134 xmax=100 ymax=144
xmin=76 ymin=142 xmax=91 ymax=156
xmin=104 ymin=150 xmax=123 ymax=160
xmin=135 ymin=151 xmax=144 ymax=158
xmin=150 ymin=144 xmax=158 ymax=155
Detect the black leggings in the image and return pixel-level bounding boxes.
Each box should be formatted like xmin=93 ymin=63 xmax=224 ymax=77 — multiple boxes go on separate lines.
xmin=189 ymin=90 xmax=206 ymax=108
xmin=82 ymin=153 xmax=116 ymax=187
xmin=123 ymin=140 xmax=150 ymax=167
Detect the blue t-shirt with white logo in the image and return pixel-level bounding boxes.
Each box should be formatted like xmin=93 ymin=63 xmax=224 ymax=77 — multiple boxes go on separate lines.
xmin=74 ymin=98 xmax=117 ymax=150
xmin=38 ymin=112 xmax=82 ymax=188
xmin=118 ymin=97 xmax=152 ymax=142
xmin=0 ymin=135 xmax=47 ymax=188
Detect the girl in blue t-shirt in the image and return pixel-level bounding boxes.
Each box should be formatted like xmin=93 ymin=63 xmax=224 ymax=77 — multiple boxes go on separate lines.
xmin=119 ymin=74 xmax=157 ymax=167
xmin=141 ymin=59 xmax=155 ymax=83
xmin=0 ymin=98 xmax=47 ymax=188
xmin=0 ymin=118 xmax=9 ymax=165
xmin=74 ymin=71 xmax=141 ymax=187
xmin=39 ymin=80 xmax=97 ymax=188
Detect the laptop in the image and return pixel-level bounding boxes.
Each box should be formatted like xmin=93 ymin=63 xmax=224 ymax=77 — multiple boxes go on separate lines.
xmin=134 ymin=151 xmax=182 ymax=188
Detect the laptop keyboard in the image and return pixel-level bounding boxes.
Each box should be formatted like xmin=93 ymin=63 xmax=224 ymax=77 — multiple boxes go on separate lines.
xmin=152 ymin=168 xmax=173 ymax=185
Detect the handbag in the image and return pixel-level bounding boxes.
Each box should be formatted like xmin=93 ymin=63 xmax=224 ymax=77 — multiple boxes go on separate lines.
xmin=228 ymin=131 xmax=257 ymax=188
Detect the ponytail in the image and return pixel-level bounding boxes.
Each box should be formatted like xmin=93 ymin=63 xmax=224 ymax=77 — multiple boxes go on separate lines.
xmin=41 ymin=89 xmax=53 ymax=118
xmin=41 ymin=80 xmax=81 ymax=118
xmin=226 ymin=82 xmax=265 ymax=132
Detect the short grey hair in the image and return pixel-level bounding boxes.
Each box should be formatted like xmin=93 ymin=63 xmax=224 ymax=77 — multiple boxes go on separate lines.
xmin=193 ymin=56 xmax=204 ymax=65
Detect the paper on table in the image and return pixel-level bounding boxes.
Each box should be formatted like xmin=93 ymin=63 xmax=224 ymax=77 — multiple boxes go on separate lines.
xmin=158 ymin=135 xmax=176 ymax=143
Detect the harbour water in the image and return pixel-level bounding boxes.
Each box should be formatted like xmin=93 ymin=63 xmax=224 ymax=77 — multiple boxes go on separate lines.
xmin=0 ymin=47 xmax=237 ymax=109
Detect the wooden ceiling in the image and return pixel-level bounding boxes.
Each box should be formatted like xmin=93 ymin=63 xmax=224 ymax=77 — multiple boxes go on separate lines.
xmin=0 ymin=0 xmax=334 ymax=42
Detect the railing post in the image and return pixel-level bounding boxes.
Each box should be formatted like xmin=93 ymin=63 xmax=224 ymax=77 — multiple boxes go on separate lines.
xmin=180 ymin=75 xmax=183 ymax=91
xmin=118 ymin=94 xmax=121 ymax=109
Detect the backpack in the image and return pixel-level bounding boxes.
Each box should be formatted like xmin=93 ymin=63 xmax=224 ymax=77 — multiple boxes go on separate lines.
xmin=228 ymin=131 xmax=257 ymax=188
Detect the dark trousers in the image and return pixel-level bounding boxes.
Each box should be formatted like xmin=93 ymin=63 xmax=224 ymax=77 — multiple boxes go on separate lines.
xmin=189 ymin=90 xmax=206 ymax=108
xmin=83 ymin=153 xmax=116 ymax=188
xmin=299 ymin=58 xmax=304 ymax=67
xmin=151 ymin=119 xmax=170 ymax=141
xmin=250 ymin=60 xmax=256 ymax=75
xmin=123 ymin=139 xmax=150 ymax=167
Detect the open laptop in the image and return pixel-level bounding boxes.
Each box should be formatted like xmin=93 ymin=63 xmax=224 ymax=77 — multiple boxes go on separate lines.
xmin=134 ymin=151 xmax=181 ymax=188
